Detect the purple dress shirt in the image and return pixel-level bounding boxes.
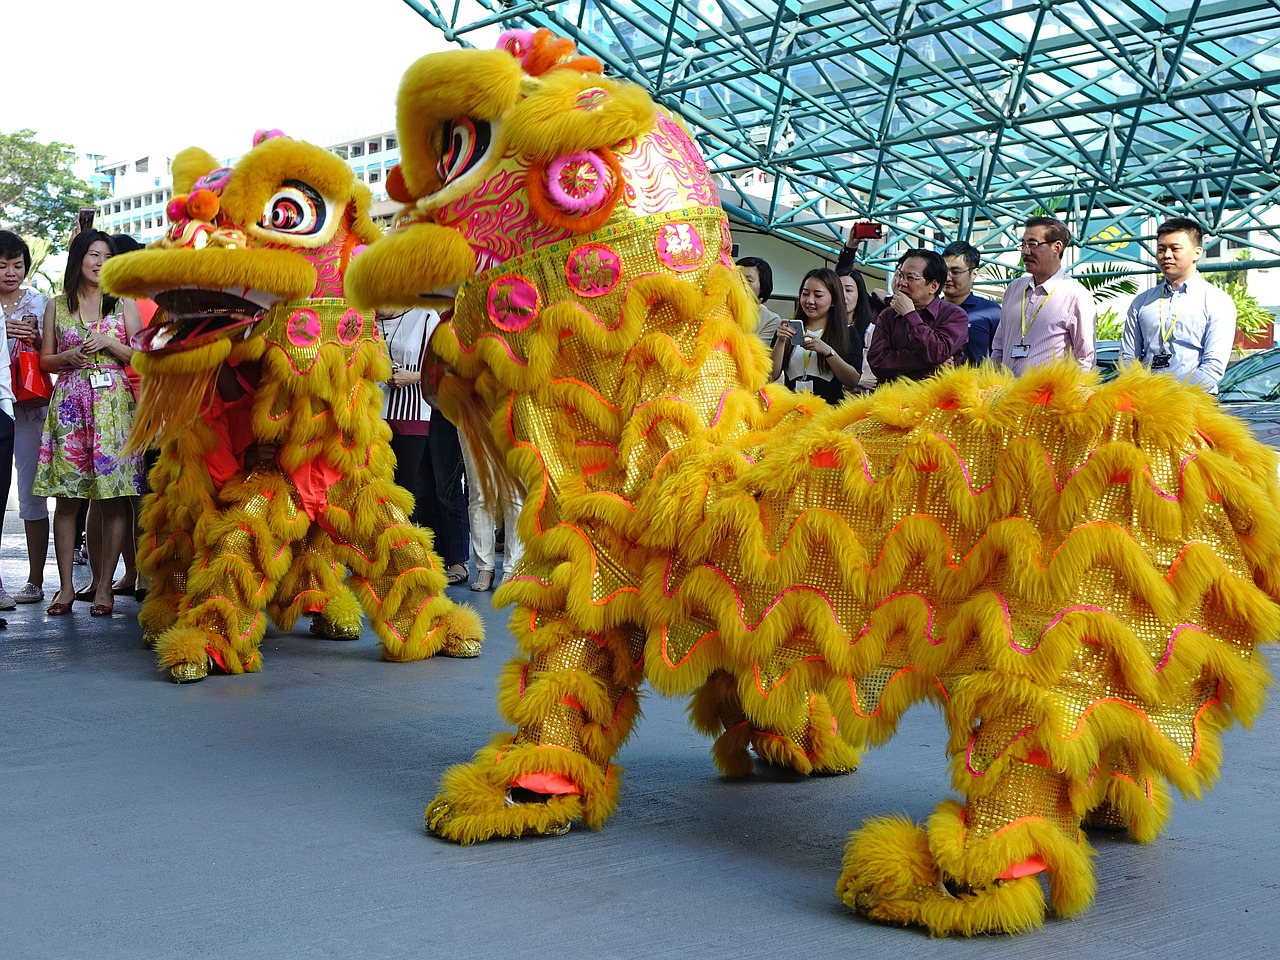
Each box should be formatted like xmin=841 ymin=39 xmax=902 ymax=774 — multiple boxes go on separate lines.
xmin=867 ymin=297 xmax=969 ymax=383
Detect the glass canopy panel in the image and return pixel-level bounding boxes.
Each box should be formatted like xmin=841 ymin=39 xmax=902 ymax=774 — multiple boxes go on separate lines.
xmin=401 ymin=0 xmax=1280 ymax=270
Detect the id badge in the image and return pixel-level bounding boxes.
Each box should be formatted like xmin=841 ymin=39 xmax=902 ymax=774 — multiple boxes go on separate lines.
xmin=1010 ymin=343 xmax=1030 ymax=360
xmin=89 ymin=369 xmax=112 ymax=390
xmin=794 ymin=377 xmax=815 ymax=394
xmin=1151 ymin=352 xmax=1172 ymax=370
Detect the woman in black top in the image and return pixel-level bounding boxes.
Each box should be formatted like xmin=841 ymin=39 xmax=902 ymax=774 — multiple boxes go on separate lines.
xmin=770 ymin=268 xmax=861 ymax=403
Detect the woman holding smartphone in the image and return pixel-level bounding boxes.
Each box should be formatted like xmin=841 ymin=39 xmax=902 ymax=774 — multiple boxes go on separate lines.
xmin=33 ymin=230 xmax=144 ymax=616
xmin=770 ymin=267 xmax=861 ymax=403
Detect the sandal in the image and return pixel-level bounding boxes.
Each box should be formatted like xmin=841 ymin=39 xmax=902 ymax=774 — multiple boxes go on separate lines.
xmin=90 ymin=602 xmax=114 ymax=617
xmin=47 ymin=597 xmax=75 ymax=616
xmin=469 ymin=570 xmax=495 ymax=592
xmin=445 ymin=563 xmax=468 ymax=586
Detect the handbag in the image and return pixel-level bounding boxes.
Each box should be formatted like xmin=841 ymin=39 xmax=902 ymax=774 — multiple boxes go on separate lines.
xmin=11 ymin=342 xmax=53 ymax=404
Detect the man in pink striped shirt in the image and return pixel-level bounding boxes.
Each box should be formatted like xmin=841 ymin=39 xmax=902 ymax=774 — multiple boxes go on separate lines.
xmin=991 ymin=216 xmax=1096 ymax=375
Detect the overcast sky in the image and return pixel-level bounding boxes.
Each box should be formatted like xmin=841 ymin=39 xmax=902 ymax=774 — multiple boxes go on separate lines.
xmin=7 ymin=0 xmax=488 ymax=161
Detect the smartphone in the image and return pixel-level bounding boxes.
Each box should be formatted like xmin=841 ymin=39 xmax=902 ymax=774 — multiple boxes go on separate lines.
xmin=852 ymin=221 xmax=884 ymax=240
xmin=78 ymin=206 xmax=96 ymax=232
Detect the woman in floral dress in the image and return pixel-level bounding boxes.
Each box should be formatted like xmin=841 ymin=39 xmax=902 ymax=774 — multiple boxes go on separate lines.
xmin=34 ymin=231 xmax=144 ymax=616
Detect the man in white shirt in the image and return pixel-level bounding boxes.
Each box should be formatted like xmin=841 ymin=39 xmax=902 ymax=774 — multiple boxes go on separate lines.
xmin=991 ymin=216 xmax=1096 ymax=375
xmin=1122 ymin=218 xmax=1236 ymax=393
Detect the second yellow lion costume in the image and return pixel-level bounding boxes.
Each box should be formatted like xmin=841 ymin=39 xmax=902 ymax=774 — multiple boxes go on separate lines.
xmin=102 ymin=131 xmax=483 ymax=682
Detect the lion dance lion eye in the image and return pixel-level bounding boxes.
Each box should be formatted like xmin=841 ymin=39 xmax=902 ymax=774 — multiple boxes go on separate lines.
xmin=437 ymin=117 xmax=492 ymax=185
xmin=261 ymin=180 xmax=327 ymax=236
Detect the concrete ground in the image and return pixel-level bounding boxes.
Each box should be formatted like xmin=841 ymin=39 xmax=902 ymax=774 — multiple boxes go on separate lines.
xmin=1 ymin=507 xmax=1277 ymax=960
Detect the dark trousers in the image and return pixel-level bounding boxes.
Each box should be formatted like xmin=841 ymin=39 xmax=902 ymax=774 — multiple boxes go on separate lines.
xmin=390 ymin=421 xmax=469 ymax=568
xmin=0 ymin=410 xmax=13 ymax=519
xmin=425 ymin=415 xmax=469 ymax=568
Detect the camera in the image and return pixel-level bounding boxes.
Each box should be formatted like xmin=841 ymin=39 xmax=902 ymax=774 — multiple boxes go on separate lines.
xmin=852 ymin=221 xmax=884 ymax=240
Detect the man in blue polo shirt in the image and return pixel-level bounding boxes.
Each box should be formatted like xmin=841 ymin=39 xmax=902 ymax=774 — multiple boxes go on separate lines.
xmin=941 ymin=240 xmax=1001 ymax=364
xmin=1122 ymin=218 xmax=1236 ymax=393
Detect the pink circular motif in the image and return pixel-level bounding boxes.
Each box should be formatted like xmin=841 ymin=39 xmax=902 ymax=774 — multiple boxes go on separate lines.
xmin=546 ymin=152 xmax=611 ymax=214
xmin=566 ymin=243 xmax=623 ymax=298
xmin=337 ymin=309 xmax=364 ymax=345
xmin=655 ymin=222 xmax=705 ymax=273
xmin=287 ymin=308 xmax=322 ymax=347
xmin=487 ymin=274 xmax=541 ymax=332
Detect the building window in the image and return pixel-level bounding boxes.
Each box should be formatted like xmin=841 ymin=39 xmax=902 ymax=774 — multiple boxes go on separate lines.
xmin=386 ymin=135 xmax=397 ymax=149
xmin=351 ymin=144 xmax=364 ymax=157
xmin=145 ymin=218 xmax=153 ymax=229
xmin=114 ymin=202 xmax=121 ymax=213
xmin=368 ymin=140 xmax=380 ymax=153
xmin=333 ymin=145 xmax=348 ymax=159
xmin=368 ymin=170 xmax=381 ymax=183
xmin=124 ymin=198 xmax=132 ymax=210
xmin=136 ymin=157 xmax=148 ymax=173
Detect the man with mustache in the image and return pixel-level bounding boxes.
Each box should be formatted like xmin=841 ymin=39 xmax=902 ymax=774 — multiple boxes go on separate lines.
xmin=991 ymin=215 xmax=1096 ymax=374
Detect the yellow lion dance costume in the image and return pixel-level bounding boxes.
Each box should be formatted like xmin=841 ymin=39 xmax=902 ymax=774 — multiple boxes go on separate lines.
xmin=347 ymin=32 xmax=1280 ymax=936
xmin=102 ymin=131 xmax=483 ymax=682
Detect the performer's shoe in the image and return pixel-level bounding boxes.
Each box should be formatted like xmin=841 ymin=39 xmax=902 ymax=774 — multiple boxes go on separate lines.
xmin=169 ymin=661 xmax=209 ymax=683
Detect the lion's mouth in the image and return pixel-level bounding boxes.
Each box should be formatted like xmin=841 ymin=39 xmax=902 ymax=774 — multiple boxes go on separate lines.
xmin=133 ymin=286 xmax=279 ymax=353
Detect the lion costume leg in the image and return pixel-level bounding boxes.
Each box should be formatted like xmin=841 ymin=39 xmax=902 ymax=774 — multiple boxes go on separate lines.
xmin=688 ymin=670 xmax=860 ymax=778
xmin=426 ymin=613 xmax=644 ymax=842
xmin=152 ymin=469 xmax=306 ymax=682
xmin=136 ymin=433 xmax=217 ymax=650
xmin=321 ymin=475 xmax=483 ymax=661
xmin=270 ymin=527 xmax=363 ymax=641
xmin=837 ymin=620 xmax=1267 ymax=937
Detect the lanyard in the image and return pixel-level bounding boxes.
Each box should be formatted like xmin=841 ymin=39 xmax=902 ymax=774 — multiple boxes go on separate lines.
xmin=1157 ymin=284 xmax=1188 ymax=347
xmin=1019 ymin=279 xmax=1056 ymax=341
xmin=801 ymin=326 xmax=824 ymax=374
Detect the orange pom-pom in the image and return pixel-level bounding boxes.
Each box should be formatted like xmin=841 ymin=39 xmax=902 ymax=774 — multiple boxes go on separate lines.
xmin=385 ymin=165 xmax=412 ymax=204
xmin=187 ymin=189 xmax=220 ymax=221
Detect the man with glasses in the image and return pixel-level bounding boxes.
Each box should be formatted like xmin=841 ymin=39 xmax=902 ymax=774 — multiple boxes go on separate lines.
xmin=1121 ymin=218 xmax=1235 ymax=393
xmin=991 ymin=216 xmax=1096 ymax=375
xmin=942 ymin=240 xmax=1001 ymax=364
xmin=867 ymin=248 xmax=968 ymax=383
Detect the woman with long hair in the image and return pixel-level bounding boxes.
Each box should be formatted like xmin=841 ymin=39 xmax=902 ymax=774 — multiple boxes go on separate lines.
xmin=33 ymin=231 xmax=144 ymax=616
xmin=838 ymin=266 xmax=878 ymax=393
xmin=770 ymin=267 xmax=861 ymax=403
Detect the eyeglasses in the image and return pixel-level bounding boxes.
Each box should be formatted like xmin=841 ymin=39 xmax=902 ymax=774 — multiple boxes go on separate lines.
xmin=895 ymin=273 xmax=926 ymax=283
xmin=1019 ymin=239 xmax=1056 ymax=251
xmin=947 ymin=267 xmax=974 ymax=277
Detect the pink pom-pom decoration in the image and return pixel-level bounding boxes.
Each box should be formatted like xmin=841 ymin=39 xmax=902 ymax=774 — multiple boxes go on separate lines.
xmin=253 ymin=129 xmax=288 ymax=147
xmin=498 ymin=28 xmax=537 ymax=64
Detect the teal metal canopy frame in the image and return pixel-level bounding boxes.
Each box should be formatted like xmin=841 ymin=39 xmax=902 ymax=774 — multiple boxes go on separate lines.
xmin=400 ymin=1 xmax=1280 ymax=272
